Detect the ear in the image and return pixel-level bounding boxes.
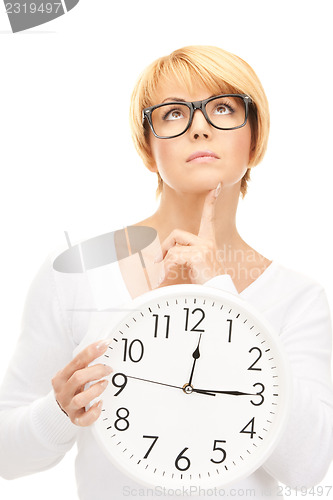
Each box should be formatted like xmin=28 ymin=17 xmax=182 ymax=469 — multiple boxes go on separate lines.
xmin=145 ymin=147 xmax=158 ymax=173
xmin=145 ymin=160 xmax=158 ymax=174
xmin=143 ymin=133 xmax=158 ymax=173
xmin=248 ymin=139 xmax=256 ymax=164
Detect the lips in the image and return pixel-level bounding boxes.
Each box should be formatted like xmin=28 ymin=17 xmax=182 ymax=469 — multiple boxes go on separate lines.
xmin=186 ymin=150 xmax=220 ymax=162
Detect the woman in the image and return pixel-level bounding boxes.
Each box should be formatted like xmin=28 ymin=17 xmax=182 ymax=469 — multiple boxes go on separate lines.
xmin=0 ymin=45 xmax=333 ymax=500
xmin=128 ymin=44 xmax=271 ymax=293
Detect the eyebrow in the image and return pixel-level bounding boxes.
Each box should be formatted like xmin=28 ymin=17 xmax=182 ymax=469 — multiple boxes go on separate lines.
xmin=161 ymin=95 xmax=216 ymax=103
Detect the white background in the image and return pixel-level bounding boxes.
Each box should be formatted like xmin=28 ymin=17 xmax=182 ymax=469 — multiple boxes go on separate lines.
xmin=0 ymin=0 xmax=332 ymax=498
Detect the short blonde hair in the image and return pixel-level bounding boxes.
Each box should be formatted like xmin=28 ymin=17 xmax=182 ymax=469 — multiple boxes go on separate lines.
xmin=129 ymin=45 xmax=270 ymax=199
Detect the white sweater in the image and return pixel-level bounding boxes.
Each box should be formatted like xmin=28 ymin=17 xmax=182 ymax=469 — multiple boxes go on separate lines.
xmin=1 ymin=252 xmax=333 ymax=500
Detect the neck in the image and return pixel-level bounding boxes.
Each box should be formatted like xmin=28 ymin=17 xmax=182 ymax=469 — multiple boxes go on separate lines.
xmin=148 ymin=182 xmax=245 ymax=250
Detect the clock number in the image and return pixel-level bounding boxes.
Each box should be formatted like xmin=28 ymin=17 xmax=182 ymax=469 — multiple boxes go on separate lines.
xmin=240 ymin=417 xmax=256 ymax=439
xmin=114 ymin=407 xmax=130 ymax=431
xmin=183 ymin=308 xmax=205 ymax=332
xmin=175 ymin=447 xmax=191 ymax=471
xmin=111 ymin=373 xmax=128 ymax=396
xmin=122 ymin=338 xmax=144 ymax=363
xmin=210 ymin=440 xmax=227 ymax=464
xmin=142 ymin=435 xmax=159 ymax=458
xmin=226 ymin=319 xmax=232 ymax=342
xmin=153 ymin=314 xmax=170 ymax=338
xmin=248 ymin=347 xmax=262 ymax=371
xmin=250 ymin=383 xmax=265 ymax=406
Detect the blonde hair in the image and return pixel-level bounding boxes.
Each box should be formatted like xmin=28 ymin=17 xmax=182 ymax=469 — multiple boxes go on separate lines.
xmin=129 ymin=45 xmax=270 ymax=200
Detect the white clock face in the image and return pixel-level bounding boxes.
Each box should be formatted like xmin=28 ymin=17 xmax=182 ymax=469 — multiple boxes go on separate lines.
xmin=92 ymin=284 xmax=291 ymax=490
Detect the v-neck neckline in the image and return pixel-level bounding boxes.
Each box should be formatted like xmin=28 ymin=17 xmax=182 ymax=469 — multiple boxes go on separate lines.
xmin=238 ymin=260 xmax=276 ymax=296
xmin=116 ymin=259 xmax=277 ymax=303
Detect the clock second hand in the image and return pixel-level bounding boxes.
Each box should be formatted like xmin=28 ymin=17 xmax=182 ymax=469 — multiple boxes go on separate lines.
xmin=125 ymin=375 xmax=216 ymax=396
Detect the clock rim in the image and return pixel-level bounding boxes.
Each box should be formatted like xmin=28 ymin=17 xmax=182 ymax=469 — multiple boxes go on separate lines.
xmin=90 ymin=283 xmax=293 ymax=490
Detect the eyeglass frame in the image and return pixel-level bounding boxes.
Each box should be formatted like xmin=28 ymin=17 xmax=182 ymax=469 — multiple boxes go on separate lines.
xmin=142 ymin=93 xmax=253 ymax=139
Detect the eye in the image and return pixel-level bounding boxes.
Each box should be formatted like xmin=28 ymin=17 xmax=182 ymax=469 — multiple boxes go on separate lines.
xmin=162 ymin=108 xmax=185 ymax=120
xmin=214 ymin=104 xmax=233 ymax=115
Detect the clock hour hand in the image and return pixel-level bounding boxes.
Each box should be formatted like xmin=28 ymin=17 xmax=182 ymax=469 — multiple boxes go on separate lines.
xmin=187 ymin=333 xmax=202 ymax=387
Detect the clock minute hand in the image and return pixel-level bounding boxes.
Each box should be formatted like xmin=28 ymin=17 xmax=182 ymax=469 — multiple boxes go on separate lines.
xmin=192 ymin=388 xmax=255 ymax=396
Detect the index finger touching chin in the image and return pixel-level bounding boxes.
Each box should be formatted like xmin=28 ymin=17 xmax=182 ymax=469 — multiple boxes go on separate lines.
xmin=197 ymin=183 xmax=221 ymax=240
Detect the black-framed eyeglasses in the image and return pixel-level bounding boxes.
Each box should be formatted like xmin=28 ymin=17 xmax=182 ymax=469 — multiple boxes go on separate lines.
xmin=142 ymin=94 xmax=252 ymax=139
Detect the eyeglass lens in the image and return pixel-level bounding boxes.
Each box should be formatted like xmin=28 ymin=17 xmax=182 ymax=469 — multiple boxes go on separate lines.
xmin=150 ymin=96 xmax=246 ymax=137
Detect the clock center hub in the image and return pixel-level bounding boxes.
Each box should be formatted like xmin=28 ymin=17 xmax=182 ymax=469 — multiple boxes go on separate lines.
xmin=182 ymin=383 xmax=193 ymax=394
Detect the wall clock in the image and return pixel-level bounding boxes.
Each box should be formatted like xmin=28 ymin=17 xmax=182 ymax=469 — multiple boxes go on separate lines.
xmin=90 ymin=283 xmax=292 ymax=490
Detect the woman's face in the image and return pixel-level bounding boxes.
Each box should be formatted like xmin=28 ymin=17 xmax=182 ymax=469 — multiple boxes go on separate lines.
xmin=147 ymin=78 xmax=252 ymax=194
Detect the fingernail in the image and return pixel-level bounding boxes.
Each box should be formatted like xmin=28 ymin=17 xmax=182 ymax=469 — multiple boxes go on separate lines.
xmin=104 ymin=365 xmax=113 ymax=374
xmin=96 ymin=339 xmax=112 ymax=350
xmin=214 ymin=182 xmax=221 ymax=198
xmin=100 ymin=380 xmax=108 ymax=388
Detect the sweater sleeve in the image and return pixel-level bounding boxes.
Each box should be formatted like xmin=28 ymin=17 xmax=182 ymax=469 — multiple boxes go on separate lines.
xmin=262 ymin=286 xmax=333 ymax=488
xmin=0 ymin=253 xmax=78 ymax=480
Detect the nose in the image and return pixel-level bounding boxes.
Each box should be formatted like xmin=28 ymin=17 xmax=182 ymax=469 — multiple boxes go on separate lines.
xmin=188 ymin=108 xmax=212 ymax=139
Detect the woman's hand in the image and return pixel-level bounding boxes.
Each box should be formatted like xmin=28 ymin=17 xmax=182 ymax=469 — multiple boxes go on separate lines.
xmin=51 ymin=340 xmax=113 ymax=427
xmin=154 ymin=182 xmax=224 ymax=285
